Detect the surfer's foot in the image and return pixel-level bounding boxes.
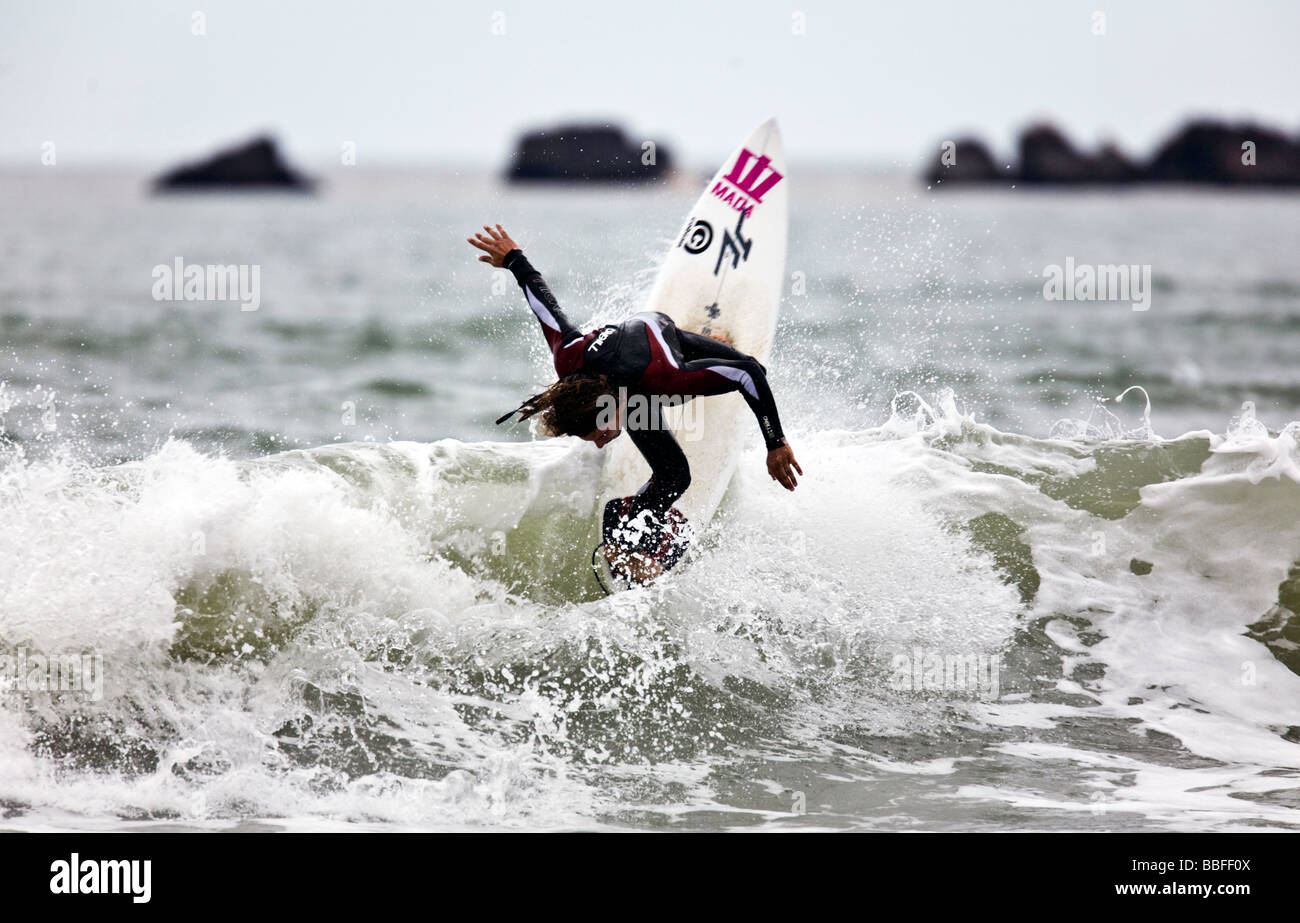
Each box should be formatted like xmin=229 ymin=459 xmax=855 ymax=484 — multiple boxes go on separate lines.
xmin=604 ymin=545 xmax=664 ymax=585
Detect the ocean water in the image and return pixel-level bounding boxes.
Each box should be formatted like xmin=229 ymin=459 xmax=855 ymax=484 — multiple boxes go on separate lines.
xmin=1 ymin=166 xmax=1299 ymax=830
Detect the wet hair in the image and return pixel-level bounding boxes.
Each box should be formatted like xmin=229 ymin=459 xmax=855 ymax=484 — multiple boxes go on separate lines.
xmin=496 ymin=373 xmax=614 ymax=437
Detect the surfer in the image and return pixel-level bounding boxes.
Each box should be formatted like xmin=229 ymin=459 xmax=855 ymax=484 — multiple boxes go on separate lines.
xmin=469 ymin=223 xmax=801 ymax=581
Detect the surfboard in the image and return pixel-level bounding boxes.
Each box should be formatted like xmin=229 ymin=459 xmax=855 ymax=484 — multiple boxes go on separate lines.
xmin=598 ymin=117 xmax=789 ymax=539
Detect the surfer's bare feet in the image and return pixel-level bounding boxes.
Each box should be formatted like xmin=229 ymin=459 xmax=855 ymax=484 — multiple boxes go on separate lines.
xmin=767 ymin=443 xmax=802 ymax=491
xmin=604 ymin=545 xmax=663 ymax=585
xmin=467 ymin=224 xmax=520 ymax=267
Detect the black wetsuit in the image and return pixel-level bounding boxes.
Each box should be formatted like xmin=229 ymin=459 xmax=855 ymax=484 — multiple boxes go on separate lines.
xmin=503 ymin=248 xmax=786 ymax=530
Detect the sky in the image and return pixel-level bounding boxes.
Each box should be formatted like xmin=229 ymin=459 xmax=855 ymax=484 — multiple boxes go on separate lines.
xmin=2 ymin=0 xmax=1297 ymax=170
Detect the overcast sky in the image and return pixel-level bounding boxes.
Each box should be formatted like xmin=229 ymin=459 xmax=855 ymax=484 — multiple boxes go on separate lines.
xmin=2 ymin=0 xmax=1297 ymax=169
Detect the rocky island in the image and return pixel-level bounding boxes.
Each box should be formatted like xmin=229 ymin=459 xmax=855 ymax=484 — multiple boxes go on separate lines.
xmin=925 ymin=118 xmax=1300 ymax=187
xmin=154 ymin=135 xmax=315 ymax=192
xmin=506 ymin=123 xmax=673 ymax=183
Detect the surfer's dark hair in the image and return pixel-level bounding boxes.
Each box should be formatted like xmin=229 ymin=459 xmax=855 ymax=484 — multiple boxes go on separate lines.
xmin=496 ymin=373 xmax=614 ymax=437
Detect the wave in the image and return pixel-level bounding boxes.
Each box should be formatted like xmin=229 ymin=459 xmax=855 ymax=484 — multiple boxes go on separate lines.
xmin=1 ymin=392 xmax=1298 ymax=830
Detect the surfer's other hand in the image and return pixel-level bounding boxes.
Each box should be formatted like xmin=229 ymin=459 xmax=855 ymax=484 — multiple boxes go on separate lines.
xmin=767 ymin=444 xmax=802 ymax=491
xmin=467 ymin=223 xmax=519 ymax=267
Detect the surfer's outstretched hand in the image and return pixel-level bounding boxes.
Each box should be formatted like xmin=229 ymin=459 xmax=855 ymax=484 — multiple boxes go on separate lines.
xmin=767 ymin=443 xmax=802 ymax=491
xmin=467 ymin=224 xmax=520 ymax=267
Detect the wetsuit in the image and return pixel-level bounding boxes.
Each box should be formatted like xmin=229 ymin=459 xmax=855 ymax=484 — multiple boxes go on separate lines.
xmin=503 ymin=248 xmax=786 ymax=534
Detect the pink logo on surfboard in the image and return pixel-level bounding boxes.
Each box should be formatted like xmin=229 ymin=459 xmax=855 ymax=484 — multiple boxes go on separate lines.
xmin=710 ymin=147 xmax=783 ymax=218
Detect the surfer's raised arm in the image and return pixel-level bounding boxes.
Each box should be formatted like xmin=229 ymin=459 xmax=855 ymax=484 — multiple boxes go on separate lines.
xmin=467 ymin=224 xmax=585 ymax=376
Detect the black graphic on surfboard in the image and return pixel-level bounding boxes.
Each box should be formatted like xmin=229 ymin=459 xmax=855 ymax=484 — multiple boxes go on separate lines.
xmin=714 ymin=210 xmax=752 ymax=276
xmin=679 ymin=218 xmax=713 ymax=254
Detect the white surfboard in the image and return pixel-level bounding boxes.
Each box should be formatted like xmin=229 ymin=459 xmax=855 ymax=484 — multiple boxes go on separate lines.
xmin=599 ymin=118 xmax=789 ymax=530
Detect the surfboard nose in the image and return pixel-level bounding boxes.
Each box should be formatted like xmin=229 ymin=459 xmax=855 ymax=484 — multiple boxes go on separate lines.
xmin=751 ymin=118 xmax=784 ymax=159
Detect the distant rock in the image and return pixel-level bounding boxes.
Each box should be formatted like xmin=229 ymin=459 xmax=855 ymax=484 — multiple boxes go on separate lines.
xmin=1018 ymin=124 xmax=1139 ymax=184
xmin=1017 ymin=124 xmax=1093 ymax=184
xmin=1146 ymin=120 xmax=1300 ymax=185
xmin=925 ymin=137 xmax=1005 ymax=185
xmin=506 ymin=123 xmax=672 ymax=183
xmin=923 ymin=118 xmax=1300 ymax=187
xmin=154 ymin=136 xmax=314 ymax=191
xmin=1092 ymin=143 xmax=1142 ymax=183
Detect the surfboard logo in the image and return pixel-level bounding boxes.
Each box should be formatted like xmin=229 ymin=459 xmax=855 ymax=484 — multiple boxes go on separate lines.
xmin=680 ymin=218 xmax=713 ymax=254
xmin=680 ymin=212 xmax=753 ymax=276
xmin=713 ymin=211 xmax=752 ymax=276
xmin=701 ymin=302 xmax=721 ymax=336
xmin=710 ymin=147 xmax=783 ymax=218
